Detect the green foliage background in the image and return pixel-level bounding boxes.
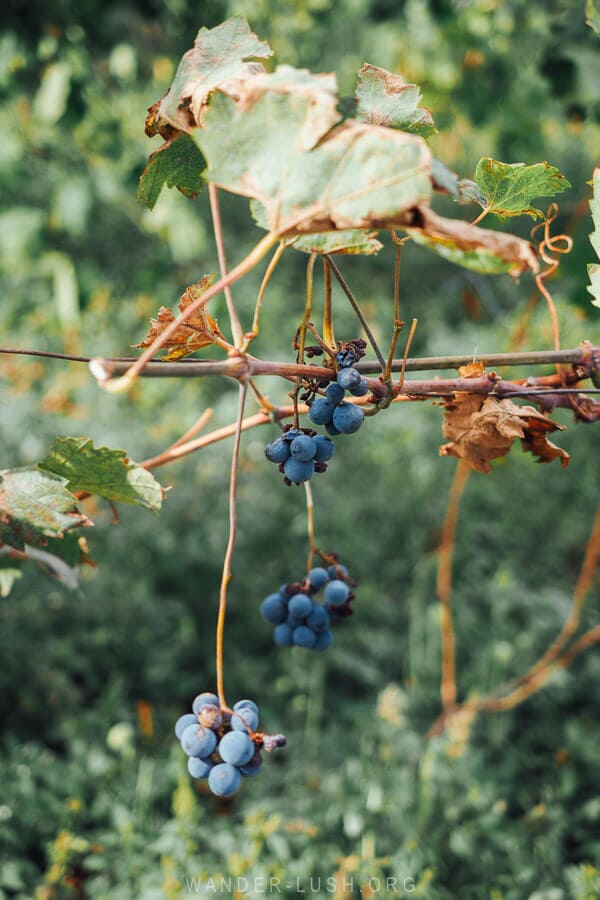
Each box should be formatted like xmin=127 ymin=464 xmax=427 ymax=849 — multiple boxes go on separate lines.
xmin=1 ymin=1 xmax=600 ymax=897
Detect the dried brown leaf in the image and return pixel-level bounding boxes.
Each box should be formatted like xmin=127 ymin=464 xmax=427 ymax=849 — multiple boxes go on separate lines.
xmin=440 ymin=393 xmax=568 ymax=473
xmin=135 ymin=276 xmax=224 ymax=360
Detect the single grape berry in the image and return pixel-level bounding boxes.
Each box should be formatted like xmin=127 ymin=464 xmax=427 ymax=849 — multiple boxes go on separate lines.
xmin=348 ymin=376 xmax=369 ymax=397
xmin=336 ymin=366 xmax=362 ymax=391
xmin=308 ymin=397 xmax=334 ymax=426
xmin=313 ymin=435 xmax=335 ymax=462
xmin=325 ymin=421 xmax=340 ymax=436
xmin=290 ymin=434 xmax=317 ymax=462
xmin=325 ymin=579 xmax=350 ymax=607
xmin=198 ymin=704 xmax=223 ymax=730
xmin=328 ymin=563 xmax=349 ymax=579
xmin=288 ymin=593 xmax=312 ymax=618
xmin=219 ymin=731 xmax=255 ymax=766
xmin=307 ymin=604 xmax=330 ymax=631
xmin=208 ymin=763 xmax=241 ymax=798
xmin=325 ymin=382 xmax=345 ymax=405
xmin=233 ymin=699 xmax=259 ymax=716
xmin=240 ymin=751 xmax=263 ymax=777
xmin=265 ymin=437 xmax=290 ymax=463
xmin=315 ymin=629 xmax=333 ymax=651
xmin=293 ymin=625 xmax=317 ymax=649
xmin=192 ymin=692 xmax=220 ymax=715
xmin=307 ymin=567 xmax=329 ymax=590
xmin=274 ymin=623 xmax=294 ymax=647
xmin=175 ymin=713 xmax=198 ymax=739
xmin=332 ymin=401 xmax=364 ymax=434
xmin=180 ymin=724 xmax=218 ymax=758
xmin=261 ymin=593 xmax=288 ymax=625
xmin=188 ymin=756 xmax=213 ymax=779
xmin=283 ymin=456 xmax=315 ymax=484
xmin=232 ymin=706 xmax=259 ymax=733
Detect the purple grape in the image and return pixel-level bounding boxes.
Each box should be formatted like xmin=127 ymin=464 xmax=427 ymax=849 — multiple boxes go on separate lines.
xmin=325 ymin=382 xmax=345 ymax=405
xmin=261 ymin=593 xmax=288 ymax=625
xmin=218 ymin=731 xmax=255 ymax=766
xmin=265 ymin=437 xmax=290 ymax=463
xmin=332 ymin=401 xmax=364 ymax=434
xmin=324 ymin=579 xmax=350 ymax=606
xmin=290 ymin=435 xmax=317 ymax=461
xmin=337 ymin=367 xmax=362 ymax=390
xmin=313 ymin=435 xmax=335 ymax=462
xmin=308 ymin=398 xmax=334 ymax=425
xmin=348 ymin=376 xmax=369 ymax=397
xmin=307 ymin=567 xmax=329 ymax=590
xmin=180 ymin=724 xmax=218 ymax=758
xmin=288 ymin=593 xmax=312 ymax=618
xmin=208 ymin=763 xmax=241 ymax=797
xmin=283 ymin=457 xmax=314 ymax=483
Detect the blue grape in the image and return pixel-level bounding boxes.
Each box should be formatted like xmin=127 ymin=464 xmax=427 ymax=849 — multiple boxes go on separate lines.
xmin=282 ymin=428 xmax=302 ymax=441
xmin=324 ymin=579 xmax=350 ymax=606
xmin=332 ymin=401 xmax=364 ymax=434
xmin=293 ymin=625 xmax=317 ymax=648
xmin=218 ymin=731 xmax=255 ymax=766
xmin=265 ymin=437 xmax=290 ymax=463
xmin=175 ymin=713 xmax=198 ymax=739
xmin=233 ymin=699 xmax=259 ymax=716
xmin=181 ymin=724 xmax=218 ymax=758
xmin=288 ymin=593 xmax=312 ymax=618
xmin=325 ymin=421 xmax=340 ymax=436
xmin=336 ymin=367 xmax=362 ymax=390
xmin=240 ymin=751 xmax=263 ymax=777
xmin=348 ymin=376 xmax=369 ymax=397
xmin=287 ymin=614 xmax=306 ymax=628
xmin=313 ymin=435 xmax=335 ymax=462
xmin=192 ymin=692 xmax=219 ymax=715
xmin=327 ymin=563 xmax=349 ymax=579
xmin=208 ymin=763 xmax=241 ymax=797
xmin=278 ymin=584 xmax=290 ymax=599
xmin=307 ymin=604 xmax=330 ymax=631
xmin=232 ymin=707 xmax=259 ymax=733
xmin=197 ymin=704 xmax=222 ymax=730
xmin=274 ymin=623 xmax=293 ymax=646
xmin=188 ymin=756 xmax=213 ymax=778
xmin=261 ymin=593 xmax=288 ymax=625
xmin=325 ymin=382 xmax=345 ymax=405
xmin=283 ymin=457 xmax=314 ymax=483
xmin=308 ymin=397 xmax=334 ymax=425
xmin=315 ymin=629 xmax=333 ymax=651
xmin=290 ymin=435 xmax=317 ymax=461
xmin=307 ymin=567 xmax=329 ymax=590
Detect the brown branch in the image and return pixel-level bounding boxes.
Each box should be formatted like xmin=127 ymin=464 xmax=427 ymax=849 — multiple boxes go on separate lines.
xmin=437 ymin=461 xmax=471 ymax=711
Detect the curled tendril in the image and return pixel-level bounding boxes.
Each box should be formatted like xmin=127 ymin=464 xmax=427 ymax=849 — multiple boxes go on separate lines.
xmin=530 ymin=204 xmax=573 ymax=354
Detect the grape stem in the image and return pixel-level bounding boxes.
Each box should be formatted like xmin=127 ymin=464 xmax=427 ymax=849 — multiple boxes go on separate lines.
xmin=216 ymin=379 xmax=248 ymax=708
xmin=326 ymin=256 xmax=387 ymax=373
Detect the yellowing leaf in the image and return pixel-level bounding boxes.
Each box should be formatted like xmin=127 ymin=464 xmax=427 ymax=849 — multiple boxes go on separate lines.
xmin=440 ymin=393 xmax=569 ymax=473
xmin=135 ymin=276 xmax=224 ymax=359
xmin=474 ymin=158 xmax=571 ymax=220
xmin=355 ymin=63 xmax=436 ymax=137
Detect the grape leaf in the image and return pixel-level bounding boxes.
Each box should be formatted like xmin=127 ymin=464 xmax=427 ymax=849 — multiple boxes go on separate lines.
xmin=588 ymin=167 xmax=600 ymax=308
xmin=40 ymin=438 xmax=164 ymax=511
xmin=440 ymin=375 xmax=569 ymax=473
xmin=474 ymin=158 xmax=571 ymax=220
xmin=406 ymin=207 xmax=539 ymax=277
xmin=135 ymin=276 xmax=224 ymax=359
xmin=153 ymin=16 xmax=272 ymax=133
xmin=355 ymin=63 xmax=436 ymax=137
xmin=137 ymin=134 xmax=206 ymax=211
xmin=251 ymin=199 xmax=383 ymax=255
xmin=587 ymin=0 xmax=600 ymax=34
xmin=0 ymin=467 xmax=91 ymax=550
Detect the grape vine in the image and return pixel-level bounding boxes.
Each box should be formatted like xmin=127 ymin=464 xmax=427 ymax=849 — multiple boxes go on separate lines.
xmin=1 ymin=15 xmax=600 ymax=800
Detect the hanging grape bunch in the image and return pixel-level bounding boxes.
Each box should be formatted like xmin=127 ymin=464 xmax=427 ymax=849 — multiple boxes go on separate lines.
xmin=308 ymin=339 xmax=370 ymax=436
xmin=264 ymin=425 xmax=335 ymax=484
xmin=261 ymin=560 xmax=356 ymax=650
xmin=175 ymin=694 xmax=286 ymax=797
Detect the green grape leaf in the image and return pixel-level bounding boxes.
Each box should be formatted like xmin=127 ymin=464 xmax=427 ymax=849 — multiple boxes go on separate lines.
xmin=193 ymin=68 xmax=432 ymax=233
xmin=430 ymin=159 xmax=486 ymax=205
xmin=0 ymin=562 xmax=22 ymax=598
xmin=152 ymin=16 xmax=272 ymax=133
xmin=40 ymin=438 xmax=164 ymax=511
xmin=586 ymin=0 xmax=600 ymax=34
xmin=0 ymin=467 xmax=91 ymax=550
xmin=474 ymin=157 xmax=571 ymax=220
xmin=251 ymin=199 xmax=383 ymax=255
xmin=406 ymin=207 xmax=539 ymax=276
xmin=355 ymin=63 xmax=436 ymax=137
xmin=137 ymin=134 xmax=206 ymax=210
xmin=588 ymin=167 xmax=600 ymax=308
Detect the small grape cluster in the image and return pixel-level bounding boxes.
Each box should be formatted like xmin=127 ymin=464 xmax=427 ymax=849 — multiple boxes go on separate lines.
xmin=308 ymin=356 xmax=369 ymax=435
xmin=175 ymin=693 xmax=286 ymax=797
xmin=265 ymin=424 xmax=335 ymax=485
xmin=261 ymin=562 xmax=355 ymax=651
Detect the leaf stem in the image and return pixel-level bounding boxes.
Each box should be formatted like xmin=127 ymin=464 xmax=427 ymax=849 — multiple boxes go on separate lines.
xmin=216 ymin=379 xmax=248 ymax=708
xmin=208 ymin=184 xmax=244 ymax=348
xmin=241 ymin=240 xmax=287 ymax=352
xmin=322 ymin=257 xmax=335 ymax=352
xmin=326 ymin=256 xmax=387 ymax=373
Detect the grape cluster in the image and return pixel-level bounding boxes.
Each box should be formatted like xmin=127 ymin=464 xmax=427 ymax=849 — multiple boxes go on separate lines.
xmin=261 ymin=562 xmax=355 ymax=651
xmin=175 ymin=694 xmax=286 ymax=797
xmin=265 ymin=425 xmax=335 ymax=485
xmin=308 ymin=362 xmax=368 ymax=436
